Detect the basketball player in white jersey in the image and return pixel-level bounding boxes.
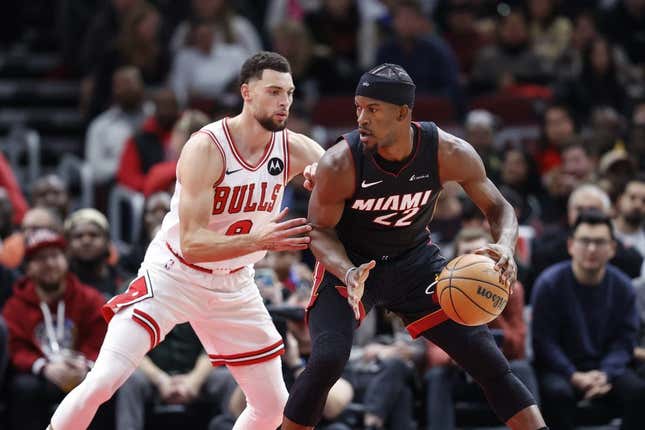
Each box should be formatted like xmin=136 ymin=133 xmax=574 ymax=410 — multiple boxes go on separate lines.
xmin=47 ymin=52 xmax=324 ymax=430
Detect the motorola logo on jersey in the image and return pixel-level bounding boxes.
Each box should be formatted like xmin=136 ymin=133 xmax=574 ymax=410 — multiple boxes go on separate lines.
xmin=267 ymin=157 xmax=284 ymax=176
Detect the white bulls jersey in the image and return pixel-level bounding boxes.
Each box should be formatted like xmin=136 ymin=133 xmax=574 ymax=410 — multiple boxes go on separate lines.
xmin=146 ymin=117 xmax=289 ymax=273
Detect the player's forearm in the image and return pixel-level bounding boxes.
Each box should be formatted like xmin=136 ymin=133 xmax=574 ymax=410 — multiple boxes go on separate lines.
xmin=487 ymin=200 xmax=518 ymax=250
xmin=181 ymin=227 xmax=261 ymax=263
xmin=310 ymin=227 xmax=355 ymax=284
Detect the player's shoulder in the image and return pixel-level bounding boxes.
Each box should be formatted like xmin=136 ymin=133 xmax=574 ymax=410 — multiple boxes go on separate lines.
xmin=437 ymin=126 xmax=475 ymax=158
xmin=318 ymin=137 xmax=354 ymax=174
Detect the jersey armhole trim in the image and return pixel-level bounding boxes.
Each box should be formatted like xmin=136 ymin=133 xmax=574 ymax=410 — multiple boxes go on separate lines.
xmin=283 ymin=129 xmax=290 ymax=185
xmin=343 ymin=138 xmax=357 ymax=199
xmin=195 ymin=129 xmax=227 ymax=187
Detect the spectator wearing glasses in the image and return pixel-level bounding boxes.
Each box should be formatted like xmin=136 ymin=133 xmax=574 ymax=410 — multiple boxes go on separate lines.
xmin=531 ymin=209 xmax=645 ymax=430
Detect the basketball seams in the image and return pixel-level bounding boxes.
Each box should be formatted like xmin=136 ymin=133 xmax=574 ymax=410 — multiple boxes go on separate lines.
xmin=449 ymin=259 xmax=494 ymax=271
xmin=445 ymin=276 xmax=508 ymax=294
xmin=447 ymin=285 xmax=499 ymax=317
xmin=447 ymin=255 xmax=466 ymax=324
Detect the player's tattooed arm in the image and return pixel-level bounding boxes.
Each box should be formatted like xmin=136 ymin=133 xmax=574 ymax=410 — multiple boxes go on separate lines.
xmin=285 ymin=131 xmax=325 ymax=185
xmin=437 ymin=128 xmax=519 ymax=289
xmin=308 ymin=141 xmax=375 ymax=319
xmin=177 ymin=133 xmax=311 ymax=263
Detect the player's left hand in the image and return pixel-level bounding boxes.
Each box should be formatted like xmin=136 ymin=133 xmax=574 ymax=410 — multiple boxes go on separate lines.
xmin=303 ymin=162 xmax=317 ymax=191
xmin=474 ymin=244 xmax=517 ymax=291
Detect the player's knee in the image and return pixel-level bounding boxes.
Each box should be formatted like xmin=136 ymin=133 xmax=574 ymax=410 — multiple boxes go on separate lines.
xmin=79 ymin=368 xmax=122 ymax=403
xmin=309 ymin=333 xmax=352 ymax=383
xmin=248 ymin=385 xmax=288 ymax=428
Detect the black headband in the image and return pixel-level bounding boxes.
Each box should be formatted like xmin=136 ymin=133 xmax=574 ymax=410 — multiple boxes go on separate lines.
xmin=355 ymin=71 xmax=416 ymax=107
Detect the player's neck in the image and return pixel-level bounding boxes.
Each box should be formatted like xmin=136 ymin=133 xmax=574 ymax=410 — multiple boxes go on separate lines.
xmin=227 ymin=112 xmax=274 ymax=152
xmin=376 ymin=125 xmax=414 ymax=161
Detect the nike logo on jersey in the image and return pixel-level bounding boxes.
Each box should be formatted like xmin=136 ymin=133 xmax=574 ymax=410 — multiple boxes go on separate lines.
xmin=226 ymin=168 xmax=243 ymax=175
xmin=409 ymin=174 xmax=430 ymax=181
xmin=361 ymin=180 xmax=383 ymax=188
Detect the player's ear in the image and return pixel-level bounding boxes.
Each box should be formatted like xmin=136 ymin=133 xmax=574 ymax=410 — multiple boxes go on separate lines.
xmin=398 ymin=105 xmax=410 ymax=121
xmin=240 ymin=83 xmax=250 ymax=100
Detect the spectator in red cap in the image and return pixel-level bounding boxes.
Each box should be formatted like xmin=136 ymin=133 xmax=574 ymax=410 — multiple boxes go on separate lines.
xmin=3 ymin=228 xmax=107 ymax=430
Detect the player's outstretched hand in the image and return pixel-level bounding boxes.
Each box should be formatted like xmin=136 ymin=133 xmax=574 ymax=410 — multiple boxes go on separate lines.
xmin=303 ymin=162 xmax=318 ymax=191
xmin=346 ymin=260 xmax=376 ymax=320
xmin=474 ymin=244 xmax=517 ymax=292
xmin=256 ymin=207 xmax=312 ymax=251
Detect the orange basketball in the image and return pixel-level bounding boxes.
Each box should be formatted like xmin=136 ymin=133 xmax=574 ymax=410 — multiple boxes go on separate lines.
xmin=436 ymin=254 xmax=509 ymax=326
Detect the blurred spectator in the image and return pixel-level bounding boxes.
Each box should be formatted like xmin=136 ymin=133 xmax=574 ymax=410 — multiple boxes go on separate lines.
xmin=527 ymin=0 xmax=572 ymax=67
xmin=601 ymin=0 xmax=645 ymax=68
xmin=0 ymin=206 xmax=63 ymax=271
xmin=170 ymin=0 xmax=262 ymax=57
xmin=532 ymin=184 xmax=643 ymax=283
xmin=586 ymin=106 xmax=628 ymax=156
xmin=3 ymin=228 xmax=107 ymax=430
xmin=531 ymin=210 xmax=645 ymax=430
xmin=559 ymin=37 xmax=628 ymax=117
xmin=429 ymin=184 xmax=464 ymax=248
xmin=499 ymin=145 xmax=545 ymax=225
xmin=265 ymin=250 xmax=312 ymax=294
xmin=117 ymin=324 xmax=237 ymax=430
xmin=270 ymin=20 xmax=355 ymax=109
xmin=117 ymin=89 xmax=180 ymax=192
xmin=80 ymin=0 xmax=143 ymax=75
xmin=634 ymin=277 xmax=645 ymax=377
xmin=65 ymin=209 xmax=122 ymax=298
xmin=119 ymin=191 xmax=171 ymax=277
xmin=628 ymin=101 xmax=645 ymax=170
xmin=544 ymin=139 xmax=598 ymax=205
xmin=169 ymin=18 xmax=247 ymax=108
xmin=143 ymin=110 xmax=211 ymax=197
xmin=0 ymin=152 xmax=29 ymax=224
xmin=555 ymin=10 xmax=598 ymax=80
xmin=86 ymin=66 xmax=152 ymax=187
xmin=471 ymin=9 xmax=550 ymax=94
xmin=613 ymin=175 xmax=645 ymax=263
xmin=0 ymin=187 xmax=15 ymax=243
xmin=426 ymin=227 xmax=539 ymax=430
xmin=536 ymin=104 xmax=576 ymax=175
xmin=31 ymin=174 xmax=71 ymax=220
xmin=376 ymin=0 xmax=461 ymax=105
xmin=439 ymin=0 xmax=488 ymax=81
xmin=598 ymin=147 xmax=638 ymax=202
xmin=88 ymin=2 xmax=170 ymax=119
xmin=305 ymin=0 xmax=363 ymax=68
xmin=464 ymin=110 xmax=501 ymax=182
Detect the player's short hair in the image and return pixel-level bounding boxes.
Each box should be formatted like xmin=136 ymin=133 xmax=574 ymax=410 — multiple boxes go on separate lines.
xmin=239 ymin=51 xmax=291 ymax=85
xmin=570 ymin=209 xmax=615 ymax=240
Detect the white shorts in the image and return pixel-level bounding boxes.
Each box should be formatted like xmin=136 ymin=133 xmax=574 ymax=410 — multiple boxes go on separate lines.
xmin=102 ymin=243 xmax=284 ymax=367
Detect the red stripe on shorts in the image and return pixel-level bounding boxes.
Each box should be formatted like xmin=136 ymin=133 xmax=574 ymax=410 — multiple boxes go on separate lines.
xmin=405 ymin=309 xmax=449 ymax=339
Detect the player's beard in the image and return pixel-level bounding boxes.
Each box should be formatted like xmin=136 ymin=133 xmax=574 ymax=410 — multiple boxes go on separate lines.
xmin=257 ymin=113 xmax=287 ymax=132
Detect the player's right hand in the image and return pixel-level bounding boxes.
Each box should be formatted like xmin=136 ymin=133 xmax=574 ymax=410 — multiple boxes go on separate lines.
xmin=346 ymin=260 xmax=376 ymax=320
xmin=256 ymin=207 xmax=312 ymax=251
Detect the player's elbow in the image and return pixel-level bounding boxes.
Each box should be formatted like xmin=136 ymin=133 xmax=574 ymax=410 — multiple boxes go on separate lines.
xmin=179 ymin=231 xmax=200 ymax=262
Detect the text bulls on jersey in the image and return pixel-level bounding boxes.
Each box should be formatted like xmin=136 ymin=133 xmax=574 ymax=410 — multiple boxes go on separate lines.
xmin=212 ymin=183 xmax=282 ymax=214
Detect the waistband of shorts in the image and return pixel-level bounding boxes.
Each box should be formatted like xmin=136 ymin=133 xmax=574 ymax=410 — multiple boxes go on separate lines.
xmin=165 ymin=242 xmax=245 ymax=275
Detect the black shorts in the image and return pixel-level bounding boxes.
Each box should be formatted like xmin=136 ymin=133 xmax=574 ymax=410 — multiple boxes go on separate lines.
xmin=306 ymin=242 xmax=450 ymax=338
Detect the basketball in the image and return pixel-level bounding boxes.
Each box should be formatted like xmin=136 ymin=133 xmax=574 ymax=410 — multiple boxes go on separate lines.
xmin=436 ymin=254 xmax=509 ymax=326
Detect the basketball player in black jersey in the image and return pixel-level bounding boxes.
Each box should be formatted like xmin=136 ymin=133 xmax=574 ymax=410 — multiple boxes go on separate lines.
xmin=282 ymin=64 xmax=547 ymax=430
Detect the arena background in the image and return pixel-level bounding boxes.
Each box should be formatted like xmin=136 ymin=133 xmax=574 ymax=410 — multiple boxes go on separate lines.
xmin=0 ymin=0 xmax=644 ymax=429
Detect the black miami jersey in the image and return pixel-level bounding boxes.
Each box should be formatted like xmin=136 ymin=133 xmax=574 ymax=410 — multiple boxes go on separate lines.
xmin=335 ymin=121 xmax=442 ymax=261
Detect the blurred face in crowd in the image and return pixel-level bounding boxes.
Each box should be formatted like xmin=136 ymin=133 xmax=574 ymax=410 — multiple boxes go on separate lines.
xmin=267 ymin=250 xmax=299 ymax=280
xmin=467 ymin=124 xmax=494 ymax=151
xmin=32 ymin=176 xmax=70 ymax=219
xmin=499 ymin=12 xmax=528 ymax=48
xmin=567 ymin=189 xmax=609 ymax=226
xmin=562 ymin=146 xmax=594 ymax=180
xmin=192 ymin=0 xmax=225 ymax=19
xmin=456 ymin=237 xmax=488 ymax=256
xmin=22 ymin=208 xmax=61 ymax=235
xmin=136 ymin=8 xmax=160 ymax=44
xmin=144 ymin=192 xmax=171 ymax=238
xmin=194 ymin=23 xmax=215 ymax=54
xmin=529 ymin=0 xmax=553 ymax=20
xmin=617 ymin=180 xmax=645 ymax=227
xmin=447 ymin=6 xmax=475 ymax=34
xmin=572 ymin=13 xmax=596 ymax=49
xmin=590 ymin=38 xmax=611 ymax=74
xmin=394 ymin=6 xmax=424 ymax=39
xmin=243 ymin=69 xmax=294 ymax=132
xmin=545 ymin=107 xmax=574 ymax=147
xmin=501 ymin=149 xmax=528 ymax=187
xmin=568 ymin=223 xmax=616 ymax=275
xmin=27 ymin=247 xmax=68 ymax=292
xmin=112 ymin=67 xmax=144 ymax=111
xmin=67 ymin=222 xmax=110 ymax=264
xmin=153 ymin=89 xmax=179 ymax=130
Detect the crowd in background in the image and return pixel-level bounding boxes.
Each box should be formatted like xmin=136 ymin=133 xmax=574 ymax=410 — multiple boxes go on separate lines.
xmin=0 ymin=0 xmax=645 ymax=429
